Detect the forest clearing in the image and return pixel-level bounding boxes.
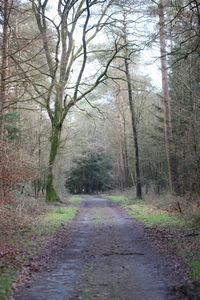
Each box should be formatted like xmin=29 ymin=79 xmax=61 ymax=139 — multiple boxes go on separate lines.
xmin=0 ymin=0 xmax=200 ymax=299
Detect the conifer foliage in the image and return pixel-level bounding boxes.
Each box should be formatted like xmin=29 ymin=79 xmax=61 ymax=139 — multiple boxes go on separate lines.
xmin=66 ymin=151 xmax=111 ymax=194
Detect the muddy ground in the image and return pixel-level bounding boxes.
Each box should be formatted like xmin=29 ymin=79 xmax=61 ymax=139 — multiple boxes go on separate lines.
xmin=13 ymin=196 xmax=187 ymax=300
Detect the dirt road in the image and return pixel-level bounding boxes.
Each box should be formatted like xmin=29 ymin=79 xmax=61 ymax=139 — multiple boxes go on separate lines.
xmin=14 ymin=196 xmax=181 ymax=300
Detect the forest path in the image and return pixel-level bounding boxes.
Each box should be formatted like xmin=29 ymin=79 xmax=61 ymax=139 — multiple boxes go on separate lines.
xmin=14 ymin=196 xmax=180 ymax=300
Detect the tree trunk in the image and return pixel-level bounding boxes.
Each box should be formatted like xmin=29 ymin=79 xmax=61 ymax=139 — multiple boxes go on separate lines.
xmin=159 ymin=0 xmax=179 ymax=194
xmin=120 ymin=95 xmax=129 ymax=186
xmin=124 ymin=57 xmax=142 ymax=199
xmin=116 ymin=94 xmax=129 ymax=190
xmin=46 ymin=124 xmax=61 ymax=202
xmin=0 ymin=0 xmax=9 ymax=139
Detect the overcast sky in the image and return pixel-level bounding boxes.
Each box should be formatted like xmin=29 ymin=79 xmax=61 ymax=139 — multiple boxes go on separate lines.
xmin=47 ymin=1 xmax=162 ymax=90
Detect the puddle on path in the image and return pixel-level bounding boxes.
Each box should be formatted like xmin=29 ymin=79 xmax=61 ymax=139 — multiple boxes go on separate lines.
xmin=14 ymin=196 xmax=181 ymax=300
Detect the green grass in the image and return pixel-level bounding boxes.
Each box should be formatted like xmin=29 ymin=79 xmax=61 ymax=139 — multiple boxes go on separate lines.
xmin=68 ymin=195 xmax=82 ymax=205
xmin=0 ymin=269 xmax=16 ymax=300
xmin=108 ymin=194 xmax=199 ymax=281
xmin=125 ymin=204 xmax=185 ymax=228
xmin=190 ymin=260 xmax=200 ymax=279
xmin=107 ymin=195 xmax=144 ymax=205
xmin=192 ymin=215 xmax=200 ymax=231
xmin=107 ymin=195 xmax=129 ymax=204
xmin=0 ymin=203 xmax=79 ymax=299
xmin=41 ymin=206 xmax=78 ymax=229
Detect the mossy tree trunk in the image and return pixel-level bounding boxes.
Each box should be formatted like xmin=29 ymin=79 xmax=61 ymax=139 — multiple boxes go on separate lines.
xmin=46 ymin=122 xmax=62 ymax=202
xmin=27 ymin=0 xmax=121 ymax=202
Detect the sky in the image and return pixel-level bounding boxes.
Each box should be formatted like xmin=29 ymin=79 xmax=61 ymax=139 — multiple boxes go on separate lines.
xmin=139 ymin=48 xmax=162 ymax=90
xmin=47 ymin=0 xmax=162 ymax=90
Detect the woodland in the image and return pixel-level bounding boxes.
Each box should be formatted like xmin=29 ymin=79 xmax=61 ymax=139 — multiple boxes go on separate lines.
xmin=0 ymin=0 xmax=200 ymax=299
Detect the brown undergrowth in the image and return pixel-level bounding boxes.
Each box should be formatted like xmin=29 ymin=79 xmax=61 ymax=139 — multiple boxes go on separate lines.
xmin=0 ymin=197 xmax=50 ymax=268
xmin=0 ymin=195 xmax=79 ymax=299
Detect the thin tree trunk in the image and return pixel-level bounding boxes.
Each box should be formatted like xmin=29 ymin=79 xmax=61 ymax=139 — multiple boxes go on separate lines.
xmin=116 ymin=94 xmax=129 ymax=189
xmin=123 ymin=134 xmax=129 ymax=183
xmin=117 ymin=159 xmax=123 ymax=192
xmin=0 ymin=0 xmax=9 ymax=139
xmin=124 ymin=57 xmax=142 ymax=199
xmin=120 ymin=95 xmax=129 ymax=185
xmin=159 ymin=0 xmax=179 ymax=194
xmin=35 ymin=107 xmax=42 ymax=198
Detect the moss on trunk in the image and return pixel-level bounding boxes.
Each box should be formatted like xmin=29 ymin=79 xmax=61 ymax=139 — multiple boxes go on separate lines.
xmin=46 ymin=172 xmax=60 ymax=202
xmin=46 ymin=125 xmax=61 ymax=202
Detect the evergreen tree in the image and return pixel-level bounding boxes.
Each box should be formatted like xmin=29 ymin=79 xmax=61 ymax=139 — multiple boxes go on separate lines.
xmin=66 ymin=151 xmax=111 ymax=194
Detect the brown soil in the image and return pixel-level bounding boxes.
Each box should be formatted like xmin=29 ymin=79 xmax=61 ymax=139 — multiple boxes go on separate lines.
xmin=12 ymin=196 xmax=187 ymax=300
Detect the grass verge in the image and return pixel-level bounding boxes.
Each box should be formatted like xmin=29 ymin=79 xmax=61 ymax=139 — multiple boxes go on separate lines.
xmin=108 ymin=194 xmax=200 ymax=280
xmin=0 ymin=200 xmax=78 ymax=300
xmin=0 ymin=270 xmax=16 ymax=300
xmin=68 ymin=195 xmax=83 ymax=205
xmin=108 ymin=194 xmax=189 ymax=230
xmin=125 ymin=204 xmax=185 ymax=228
xmin=40 ymin=206 xmax=77 ymax=231
xmin=106 ymin=195 xmax=130 ymax=204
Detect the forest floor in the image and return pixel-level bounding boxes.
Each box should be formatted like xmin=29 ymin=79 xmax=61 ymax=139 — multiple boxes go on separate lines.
xmin=2 ymin=195 xmax=198 ymax=300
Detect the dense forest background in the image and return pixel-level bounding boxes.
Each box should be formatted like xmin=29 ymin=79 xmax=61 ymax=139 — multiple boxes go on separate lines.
xmin=0 ymin=0 xmax=199 ymax=209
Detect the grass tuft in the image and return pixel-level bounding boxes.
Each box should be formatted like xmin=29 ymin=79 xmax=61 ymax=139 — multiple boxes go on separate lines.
xmin=190 ymin=260 xmax=200 ymax=279
xmin=0 ymin=270 xmax=16 ymax=300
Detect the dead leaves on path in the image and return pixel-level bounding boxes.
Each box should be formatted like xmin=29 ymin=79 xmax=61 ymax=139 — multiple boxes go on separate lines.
xmin=171 ymin=281 xmax=200 ymax=300
xmin=143 ymin=226 xmax=200 ymax=281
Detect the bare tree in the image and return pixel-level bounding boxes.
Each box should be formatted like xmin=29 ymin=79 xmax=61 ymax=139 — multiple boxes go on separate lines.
xmin=11 ymin=0 xmax=121 ymax=201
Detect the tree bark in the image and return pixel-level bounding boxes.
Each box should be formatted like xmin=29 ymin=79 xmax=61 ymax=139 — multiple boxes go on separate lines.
xmin=116 ymin=94 xmax=129 ymax=190
xmin=28 ymin=0 xmax=120 ymax=202
xmin=46 ymin=123 xmax=61 ymax=202
xmin=124 ymin=57 xmax=142 ymax=199
xmin=159 ymin=0 xmax=179 ymax=194
xmin=0 ymin=0 xmax=9 ymax=139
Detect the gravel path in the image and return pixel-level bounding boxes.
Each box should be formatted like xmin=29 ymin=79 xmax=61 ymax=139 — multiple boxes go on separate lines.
xmin=14 ymin=196 xmax=182 ymax=300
